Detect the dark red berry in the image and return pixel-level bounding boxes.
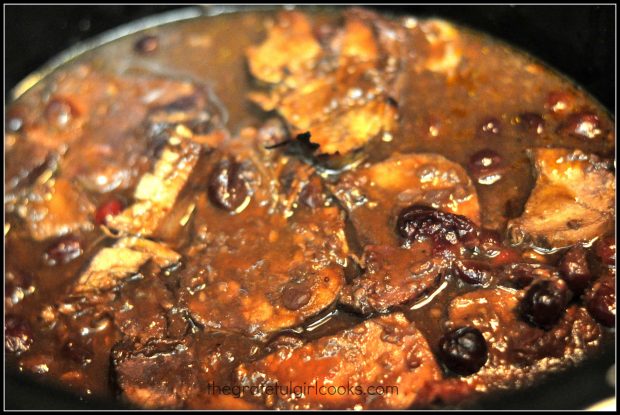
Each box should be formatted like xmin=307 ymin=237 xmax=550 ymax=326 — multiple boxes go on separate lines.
xmin=558 ymin=245 xmax=592 ymax=294
xmin=519 ymin=279 xmax=570 ymax=330
xmin=468 ymin=149 xmax=505 ymax=185
xmin=452 ymin=259 xmax=493 ymax=286
xmin=207 ymin=157 xmax=250 ymax=213
xmin=396 ymin=205 xmax=478 ymax=247
xmin=134 ymin=34 xmax=159 ymax=54
xmin=44 ymin=234 xmax=83 ymax=266
xmin=281 ymin=282 xmax=312 ymax=311
xmin=516 ymin=112 xmax=545 ymax=134
xmin=95 ymin=198 xmax=124 ymax=226
xmin=586 ymin=277 xmax=615 ymax=327
xmin=557 ymin=111 xmax=602 ymax=139
xmin=438 ymin=327 xmax=488 ymax=376
xmin=594 ymin=235 xmax=616 ymax=266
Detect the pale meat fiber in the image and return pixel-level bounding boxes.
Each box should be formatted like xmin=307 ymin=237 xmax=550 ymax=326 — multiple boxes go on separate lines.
xmin=508 ymin=148 xmax=615 ymax=250
xmin=108 ymin=136 xmax=201 ymax=237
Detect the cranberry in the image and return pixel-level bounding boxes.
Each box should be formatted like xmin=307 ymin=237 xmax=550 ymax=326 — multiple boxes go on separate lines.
xmin=468 ymin=149 xmax=505 ymax=185
xmin=558 ymin=245 xmax=592 ymax=294
xmin=44 ymin=235 xmax=83 ymax=266
xmin=516 ymin=112 xmax=545 ymax=134
xmin=519 ymin=279 xmax=570 ymax=330
xmin=586 ymin=278 xmax=615 ymax=327
xmin=438 ymin=327 xmax=488 ymax=376
xmin=396 ymin=205 xmax=478 ymax=247
xmin=5 ymin=316 xmax=33 ymax=354
xmin=95 ymin=198 xmax=124 ymax=226
xmin=594 ymin=235 xmax=616 ymax=266
xmin=134 ymin=34 xmax=159 ymax=54
xmin=545 ymin=91 xmax=575 ymax=114
xmin=557 ymin=111 xmax=602 ymax=139
xmin=45 ymin=97 xmax=78 ymax=128
xmin=452 ymin=259 xmax=493 ymax=286
xmin=207 ymin=157 xmax=250 ymax=213
xmin=281 ymin=282 xmax=312 ymax=311
xmin=478 ymin=117 xmax=501 ymax=136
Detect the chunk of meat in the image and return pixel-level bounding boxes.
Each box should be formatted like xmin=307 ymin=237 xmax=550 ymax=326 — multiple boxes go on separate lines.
xmin=112 ymin=337 xmax=198 ymax=409
xmin=72 ymin=237 xmax=180 ymax=293
xmin=333 ymin=153 xmax=480 ymax=247
xmin=424 ymin=287 xmax=602 ymax=404
xmin=246 ymin=11 xmax=322 ymax=85
xmin=416 ymin=20 xmax=463 ymax=77
xmin=8 ymin=65 xmax=224 ymax=199
xmin=247 ymin=10 xmax=402 ymax=156
xmin=6 ymin=65 xmax=100 ymax=194
xmin=16 ymin=178 xmax=94 ymax=241
xmin=181 ymin=205 xmax=348 ymax=338
xmin=340 ymin=242 xmax=448 ymax=314
xmin=508 ymin=148 xmax=615 ymax=250
xmin=178 ymin=133 xmax=349 ymax=338
xmin=112 ymin=333 xmax=262 ymax=409
xmin=235 ymin=313 xmax=441 ymax=409
xmin=111 ymin=263 xmax=176 ymax=341
xmin=108 ymin=136 xmax=202 ymax=237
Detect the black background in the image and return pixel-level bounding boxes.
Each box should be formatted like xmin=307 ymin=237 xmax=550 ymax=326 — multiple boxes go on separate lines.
xmin=4 ymin=4 xmax=616 ymax=410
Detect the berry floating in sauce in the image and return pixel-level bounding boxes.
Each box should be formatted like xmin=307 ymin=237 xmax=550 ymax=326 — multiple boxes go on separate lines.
xmin=519 ymin=279 xmax=570 ymax=330
xmin=44 ymin=234 xmax=83 ymax=266
xmin=208 ymin=157 xmax=250 ymax=213
xmin=438 ymin=327 xmax=488 ymax=376
xmin=95 ymin=198 xmax=124 ymax=226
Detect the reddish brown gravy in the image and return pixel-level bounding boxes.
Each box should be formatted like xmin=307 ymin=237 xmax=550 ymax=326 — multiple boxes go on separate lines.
xmin=5 ymin=8 xmax=615 ymax=409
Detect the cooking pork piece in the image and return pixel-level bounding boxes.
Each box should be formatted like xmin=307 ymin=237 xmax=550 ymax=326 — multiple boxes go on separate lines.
xmin=178 ymin=132 xmax=349 ymax=338
xmin=235 ymin=313 xmax=441 ymax=409
xmin=14 ymin=178 xmax=95 ymax=241
xmin=340 ymin=242 xmax=448 ymax=314
xmin=333 ymin=153 xmax=479 ymax=313
xmin=107 ymin=136 xmax=202 ymax=238
xmin=508 ymin=148 xmax=615 ymax=250
xmin=333 ymin=153 xmax=480 ymax=247
xmin=72 ymin=237 xmax=180 ymax=294
xmin=246 ymin=11 xmax=322 ymax=85
xmin=6 ymin=64 xmax=228 ymax=243
xmin=112 ymin=332 xmax=262 ymax=409
xmin=247 ymin=10 xmax=401 ymax=156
